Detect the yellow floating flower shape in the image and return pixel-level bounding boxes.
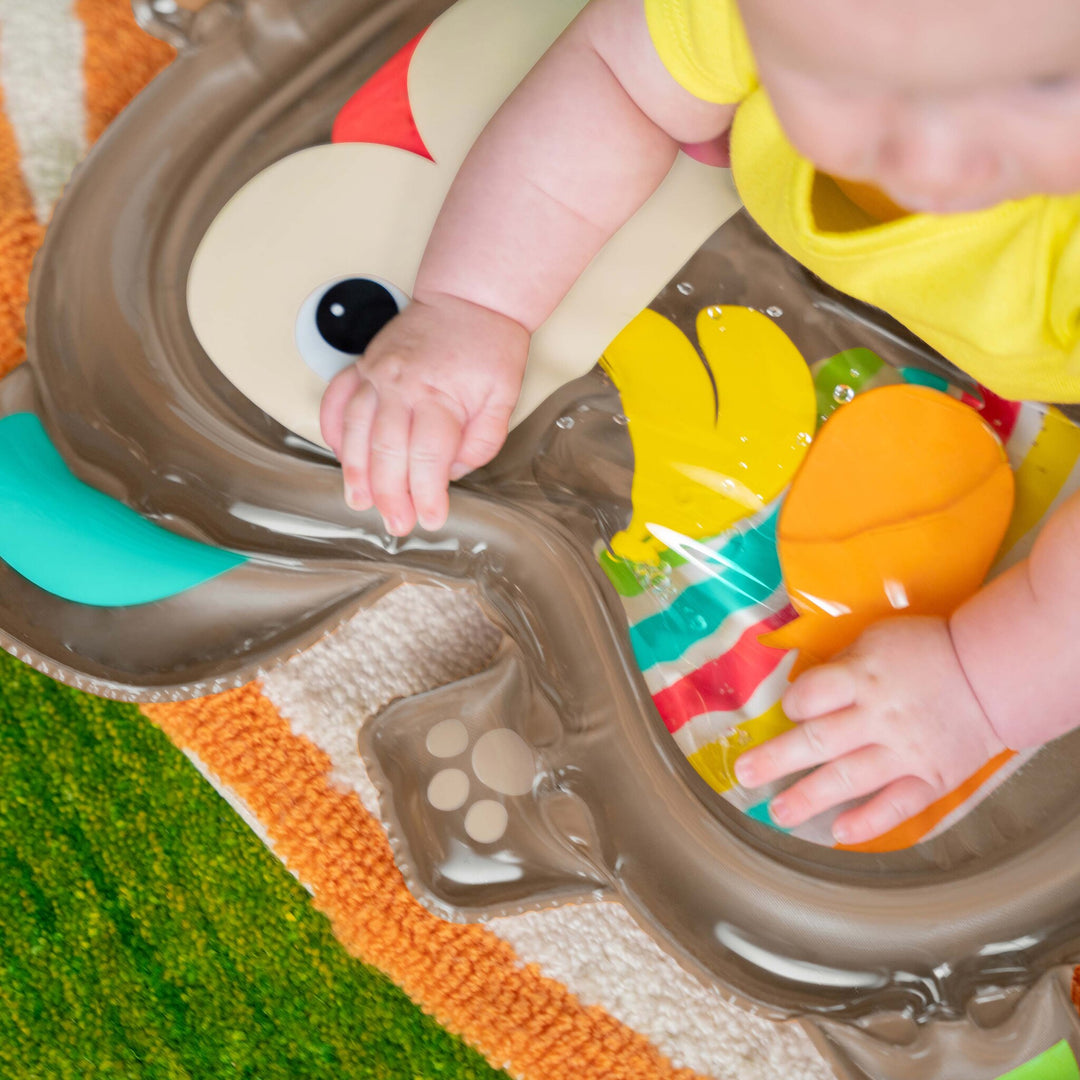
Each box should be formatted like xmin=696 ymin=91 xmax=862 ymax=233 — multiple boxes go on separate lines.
xmin=761 ymin=385 xmax=1015 ymax=678
xmin=600 ymin=306 xmax=817 ymax=564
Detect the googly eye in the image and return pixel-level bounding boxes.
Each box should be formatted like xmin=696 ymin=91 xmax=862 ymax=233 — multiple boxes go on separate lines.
xmin=295 ymin=276 xmax=410 ymax=381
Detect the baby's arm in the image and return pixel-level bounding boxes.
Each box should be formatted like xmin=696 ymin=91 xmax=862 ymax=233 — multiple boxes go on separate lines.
xmin=734 ymin=487 xmax=1080 ymax=844
xmin=321 ymin=0 xmax=734 ymax=535
xmin=951 ymin=484 xmax=1080 ymax=748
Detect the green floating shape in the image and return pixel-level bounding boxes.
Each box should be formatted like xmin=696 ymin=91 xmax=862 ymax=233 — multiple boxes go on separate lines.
xmin=0 ymin=412 xmax=245 ymax=606
xmin=813 ymin=347 xmax=884 ymax=424
xmin=998 ymin=1041 xmax=1080 ymax=1080
xmin=599 ymin=548 xmax=686 ymax=598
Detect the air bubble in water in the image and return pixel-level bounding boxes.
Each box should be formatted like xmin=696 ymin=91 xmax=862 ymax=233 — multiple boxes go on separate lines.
xmin=645 ymin=572 xmax=677 ymax=602
xmin=766 ymin=305 xmax=783 ymax=317
xmin=796 ymin=431 xmax=813 ymax=446
xmin=556 ymin=415 xmax=575 ymax=430
xmin=832 ymin=384 xmax=855 ymax=404
xmin=613 ymin=413 xmax=629 ymax=426
xmin=706 ymin=306 xmax=723 ymax=319
xmin=676 ymin=282 xmax=694 ymax=296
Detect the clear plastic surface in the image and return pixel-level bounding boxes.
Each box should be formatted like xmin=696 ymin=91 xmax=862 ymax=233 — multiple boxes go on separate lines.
xmin=6 ymin=1 xmax=1080 ymax=1075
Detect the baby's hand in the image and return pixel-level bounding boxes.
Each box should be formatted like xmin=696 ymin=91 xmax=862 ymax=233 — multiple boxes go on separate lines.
xmin=734 ymin=616 xmax=1006 ymax=844
xmin=320 ymin=293 xmax=530 ymax=535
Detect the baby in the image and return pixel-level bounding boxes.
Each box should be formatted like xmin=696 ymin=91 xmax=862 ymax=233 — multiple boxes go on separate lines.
xmin=320 ymin=0 xmax=1080 ymax=844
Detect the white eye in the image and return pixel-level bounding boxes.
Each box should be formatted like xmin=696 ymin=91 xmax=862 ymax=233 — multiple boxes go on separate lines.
xmin=295 ymin=276 xmax=410 ymax=380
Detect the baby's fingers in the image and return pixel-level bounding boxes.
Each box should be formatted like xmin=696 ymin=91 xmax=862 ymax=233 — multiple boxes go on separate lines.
xmin=782 ymin=661 xmax=858 ymax=721
xmin=409 ymin=398 xmax=465 ymax=532
xmin=336 ymin=379 xmax=378 ymax=511
xmin=320 ymin=365 xmax=366 ymax=458
xmin=830 ymin=776 xmax=937 ymax=845
xmin=734 ymin=708 xmax=868 ymax=789
xmin=450 ymin=403 xmax=514 ymax=480
xmin=768 ymin=745 xmax=905 ymax=830
xmin=367 ymin=398 xmax=414 ymax=535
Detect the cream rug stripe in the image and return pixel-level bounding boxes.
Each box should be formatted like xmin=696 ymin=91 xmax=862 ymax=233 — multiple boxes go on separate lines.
xmin=260 ymin=584 xmax=503 ymax=818
xmin=260 ymin=583 xmax=833 ymax=1080
xmin=488 ymin=904 xmax=832 ymax=1080
xmin=0 ymin=0 xmax=85 ymax=221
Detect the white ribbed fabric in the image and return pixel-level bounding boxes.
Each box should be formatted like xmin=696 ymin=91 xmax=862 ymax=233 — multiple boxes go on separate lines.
xmin=0 ymin=0 xmax=85 ymax=220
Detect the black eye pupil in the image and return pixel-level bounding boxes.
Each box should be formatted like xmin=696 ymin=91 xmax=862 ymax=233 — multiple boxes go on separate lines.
xmin=315 ymin=279 xmax=400 ymax=354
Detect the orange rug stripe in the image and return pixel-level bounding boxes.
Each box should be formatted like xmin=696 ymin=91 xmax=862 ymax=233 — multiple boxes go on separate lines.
xmin=144 ymin=687 xmax=702 ymax=1080
xmin=76 ymin=0 xmax=175 ymax=144
xmin=0 ymin=75 xmax=44 ymax=379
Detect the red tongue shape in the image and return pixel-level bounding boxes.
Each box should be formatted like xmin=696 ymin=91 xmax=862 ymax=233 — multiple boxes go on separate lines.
xmin=331 ymin=30 xmax=433 ymax=160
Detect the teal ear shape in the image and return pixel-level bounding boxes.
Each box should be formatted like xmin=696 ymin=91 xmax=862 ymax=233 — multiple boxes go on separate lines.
xmin=0 ymin=413 xmax=245 ymax=606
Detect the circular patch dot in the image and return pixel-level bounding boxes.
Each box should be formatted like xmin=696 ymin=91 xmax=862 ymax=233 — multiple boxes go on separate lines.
xmin=425 ymin=718 xmax=468 ymax=758
xmin=464 ymin=800 xmax=509 ymax=844
xmin=471 ymin=728 xmax=535 ymax=797
xmin=427 ymin=768 xmax=469 ymax=811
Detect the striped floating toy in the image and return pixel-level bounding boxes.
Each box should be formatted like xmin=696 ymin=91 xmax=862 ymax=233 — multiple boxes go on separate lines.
xmin=600 ymin=313 xmax=1080 ymax=852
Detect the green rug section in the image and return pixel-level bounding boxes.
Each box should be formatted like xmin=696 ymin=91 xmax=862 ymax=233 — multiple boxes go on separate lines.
xmin=0 ymin=649 xmax=508 ymax=1080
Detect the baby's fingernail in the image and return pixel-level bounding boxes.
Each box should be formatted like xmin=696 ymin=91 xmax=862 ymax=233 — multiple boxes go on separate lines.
xmin=449 ymin=462 xmax=469 ymax=481
xmin=346 ymin=488 xmax=371 ymax=511
xmin=769 ymin=796 xmax=791 ymax=825
xmin=833 ymin=822 xmax=852 ymax=844
xmin=384 ymin=516 xmax=406 ymax=536
xmin=417 ymin=512 xmax=440 ymax=532
xmin=734 ymin=756 xmax=756 ymax=787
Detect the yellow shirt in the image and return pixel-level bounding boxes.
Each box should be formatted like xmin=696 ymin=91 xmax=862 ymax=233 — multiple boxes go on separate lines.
xmin=644 ymin=0 xmax=1080 ymax=404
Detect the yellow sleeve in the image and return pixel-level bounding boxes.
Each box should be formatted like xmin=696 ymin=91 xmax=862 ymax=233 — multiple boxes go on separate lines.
xmin=643 ymin=0 xmax=758 ymax=104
